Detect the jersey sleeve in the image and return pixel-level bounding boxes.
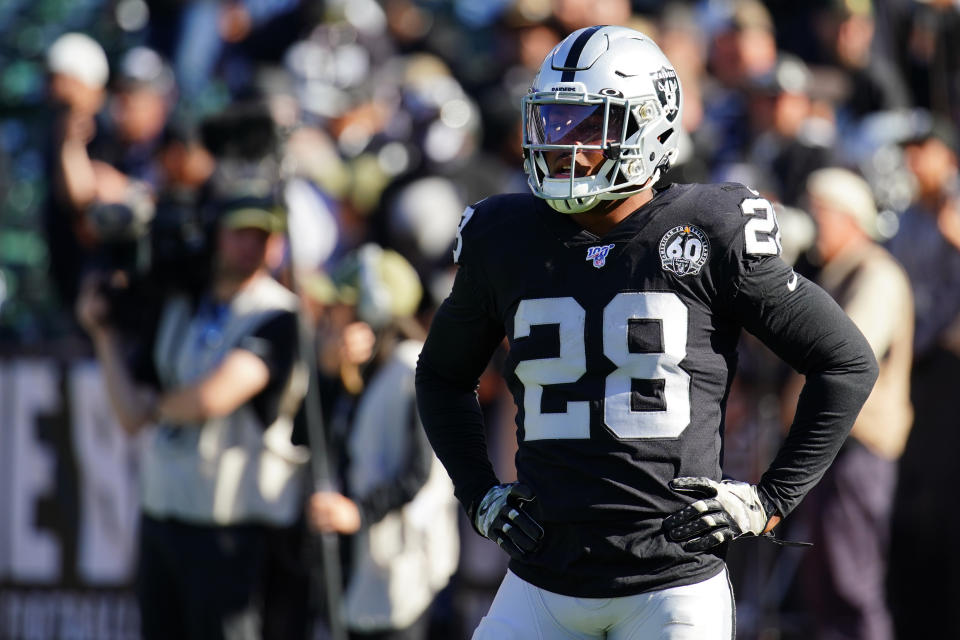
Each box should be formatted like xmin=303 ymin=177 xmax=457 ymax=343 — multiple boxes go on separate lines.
xmin=238 ymin=310 xmax=300 ymax=430
xmin=416 ymin=203 xmax=507 ymax=519
xmin=238 ymin=310 xmax=298 ymax=384
xmin=128 ymin=340 xmax=161 ymax=388
xmin=128 ymin=312 xmax=161 ymax=388
xmin=727 ymin=233 xmax=879 ymax=519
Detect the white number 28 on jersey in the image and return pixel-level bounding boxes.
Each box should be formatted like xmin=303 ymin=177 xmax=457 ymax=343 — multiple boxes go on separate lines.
xmin=514 ymin=292 xmax=690 ymax=441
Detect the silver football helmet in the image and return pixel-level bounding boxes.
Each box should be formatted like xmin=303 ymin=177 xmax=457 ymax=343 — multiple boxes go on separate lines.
xmin=522 ymin=25 xmax=683 ymax=213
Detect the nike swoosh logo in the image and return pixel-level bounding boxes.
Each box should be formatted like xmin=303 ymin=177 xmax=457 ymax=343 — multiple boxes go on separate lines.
xmin=787 ymin=272 xmax=798 ymax=292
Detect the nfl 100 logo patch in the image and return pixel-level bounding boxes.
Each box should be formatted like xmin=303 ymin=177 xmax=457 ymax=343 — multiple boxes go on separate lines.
xmin=658 ymin=225 xmax=710 ymax=277
xmin=586 ymin=243 xmax=615 ymax=268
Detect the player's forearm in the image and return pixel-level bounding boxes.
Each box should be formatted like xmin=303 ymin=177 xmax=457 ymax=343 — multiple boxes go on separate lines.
xmin=415 ymin=279 xmax=506 ymax=517
xmin=758 ymin=347 xmax=878 ymax=518
xmin=156 ymin=349 xmax=271 ymax=425
xmin=415 ymin=360 xmax=499 ymax=515
xmin=735 ymin=269 xmax=880 ymax=519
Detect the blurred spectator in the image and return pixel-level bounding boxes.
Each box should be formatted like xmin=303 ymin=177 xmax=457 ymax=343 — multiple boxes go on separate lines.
xmin=381 ymin=175 xmax=465 ymax=283
xmin=381 ymin=52 xmax=482 ymax=180
xmin=885 ymin=114 xmax=960 ymax=640
xmin=46 ymin=44 xmax=177 ymax=309
xmin=45 ymin=32 xmax=110 ymax=116
xmin=75 ymin=195 xmax=311 ymax=640
xmin=791 ymin=168 xmax=913 ymax=640
xmin=745 ymin=55 xmax=836 ymax=206
xmin=307 ymin=244 xmax=459 ymax=640
xmin=552 ymin=0 xmax=632 ymax=33
xmin=43 ymin=32 xmax=111 ymax=309
xmin=901 ymin=0 xmax=960 ymax=125
xmin=659 ymin=2 xmax=709 ymax=183
xmin=700 ymin=0 xmax=780 ymax=169
xmin=146 ymin=0 xmax=314 ymax=110
xmin=94 ymin=46 xmax=177 ymax=186
xmin=886 ymin=116 xmax=960 ymax=355
xmin=817 ymin=1 xmax=911 ymax=122
xmin=156 ymin=121 xmax=217 ymax=195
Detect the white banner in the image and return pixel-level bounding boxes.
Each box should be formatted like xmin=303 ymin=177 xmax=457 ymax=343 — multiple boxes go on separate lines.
xmin=0 ymin=357 xmax=142 ymax=640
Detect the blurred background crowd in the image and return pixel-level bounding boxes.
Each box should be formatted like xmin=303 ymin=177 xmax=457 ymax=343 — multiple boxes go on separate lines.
xmin=2 ymin=0 xmax=960 ymax=638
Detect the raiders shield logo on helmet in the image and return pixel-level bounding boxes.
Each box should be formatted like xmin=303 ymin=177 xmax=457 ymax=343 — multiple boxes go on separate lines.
xmin=652 ymin=67 xmax=680 ymax=123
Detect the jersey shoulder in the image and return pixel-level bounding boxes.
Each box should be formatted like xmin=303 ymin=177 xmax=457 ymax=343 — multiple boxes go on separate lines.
xmin=666 ymin=182 xmax=760 ymax=232
xmin=453 ymin=192 xmax=542 ymax=266
xmin=664 ymin=182 xmax=783 ymax=261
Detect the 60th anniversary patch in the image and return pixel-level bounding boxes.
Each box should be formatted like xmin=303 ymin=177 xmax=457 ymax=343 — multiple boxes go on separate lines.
xmin=659 ymin=225 xmax=710 ymax=277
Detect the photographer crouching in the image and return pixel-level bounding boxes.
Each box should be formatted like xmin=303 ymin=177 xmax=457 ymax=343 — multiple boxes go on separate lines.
xmin=76 ymin=195 xmax=311 ymax=640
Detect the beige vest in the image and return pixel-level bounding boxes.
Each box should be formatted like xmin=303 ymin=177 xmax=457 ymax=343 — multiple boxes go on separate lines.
xmin=819 ymin=243 xmax=914 ymax=459
xmin=141 ymin=275 xmax=309 ymax=525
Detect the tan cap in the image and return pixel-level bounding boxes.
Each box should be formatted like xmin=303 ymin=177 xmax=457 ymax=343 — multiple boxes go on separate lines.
xmin=807 ymin=168 xmax=878 ymax=238
xmin=220 ymin=206 xmax=283 ymax=232
xmin=331 ymin=244 xmax=423 ymax=328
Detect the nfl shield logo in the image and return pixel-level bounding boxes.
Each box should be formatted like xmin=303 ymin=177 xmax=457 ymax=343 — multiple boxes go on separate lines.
xmin=586 ymin=244 xmax=615 ymax=268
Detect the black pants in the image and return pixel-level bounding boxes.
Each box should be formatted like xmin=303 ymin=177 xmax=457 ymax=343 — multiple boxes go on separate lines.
xmin=798 ymin=440 xmax=896 ymax=640
xmin=888 ymin=348 xmax=960 ymax=640
xmin=137 ymin=515 xmax=311 ymax=640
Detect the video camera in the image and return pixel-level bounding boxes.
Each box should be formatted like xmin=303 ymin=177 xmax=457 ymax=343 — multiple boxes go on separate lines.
xmin=87 ymin=99 xmax=281 ymax=333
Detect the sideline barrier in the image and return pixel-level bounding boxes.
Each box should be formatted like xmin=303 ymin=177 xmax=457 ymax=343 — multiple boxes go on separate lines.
xmin=0 ymin=356 xmax=141 ymax=640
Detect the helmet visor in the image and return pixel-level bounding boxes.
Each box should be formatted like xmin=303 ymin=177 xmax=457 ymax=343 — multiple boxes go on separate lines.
xmin=526 ymin=102 xmax=624 ymax=147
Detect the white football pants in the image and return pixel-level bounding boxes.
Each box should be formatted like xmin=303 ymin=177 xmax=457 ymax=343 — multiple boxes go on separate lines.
xmin=472 ymin=567 xmax=734 ymax=640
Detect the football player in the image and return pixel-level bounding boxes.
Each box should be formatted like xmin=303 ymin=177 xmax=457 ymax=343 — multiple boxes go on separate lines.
xmin=416 ymin=25 xmax=878 ymax=639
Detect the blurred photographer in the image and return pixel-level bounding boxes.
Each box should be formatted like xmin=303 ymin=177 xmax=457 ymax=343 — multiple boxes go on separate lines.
xmin=43 ymin=32 xmax=111 ymax=309
xmin=76 ymin=196 xmax=310 ymax=640
xmin=46 ymin=41 xmax=179 ymax=312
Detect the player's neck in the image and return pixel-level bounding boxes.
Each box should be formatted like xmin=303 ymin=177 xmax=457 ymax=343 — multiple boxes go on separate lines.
xmin=570 ymin=188 xmax=655 ymax=236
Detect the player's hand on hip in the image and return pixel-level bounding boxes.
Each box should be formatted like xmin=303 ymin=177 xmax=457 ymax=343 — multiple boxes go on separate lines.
xmin=474 ymin=483 xmax=544 ymax=560
xmin=663 ymin=477 xmax=769 ymax=552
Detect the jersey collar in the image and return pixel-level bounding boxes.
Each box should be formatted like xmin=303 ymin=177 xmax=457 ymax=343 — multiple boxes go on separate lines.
xmin=537 ymin=183 xmax=682 ymax=248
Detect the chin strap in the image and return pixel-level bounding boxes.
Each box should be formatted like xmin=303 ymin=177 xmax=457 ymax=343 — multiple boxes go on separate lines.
xmin=545 ymin=195 xmax=598 ymax=214
xmin=538 ymin=163 xmax=664 ymax=214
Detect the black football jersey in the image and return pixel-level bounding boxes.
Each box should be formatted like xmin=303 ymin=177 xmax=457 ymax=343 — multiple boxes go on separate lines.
xmin=416 ymin=183 xmax=877 ymax=597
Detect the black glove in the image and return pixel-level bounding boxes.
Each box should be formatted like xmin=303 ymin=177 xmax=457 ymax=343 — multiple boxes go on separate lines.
xmin=663 ymin=477 xmax=770 ymax=552
xmin=473 ymin=482 xmax=544 ymax=560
